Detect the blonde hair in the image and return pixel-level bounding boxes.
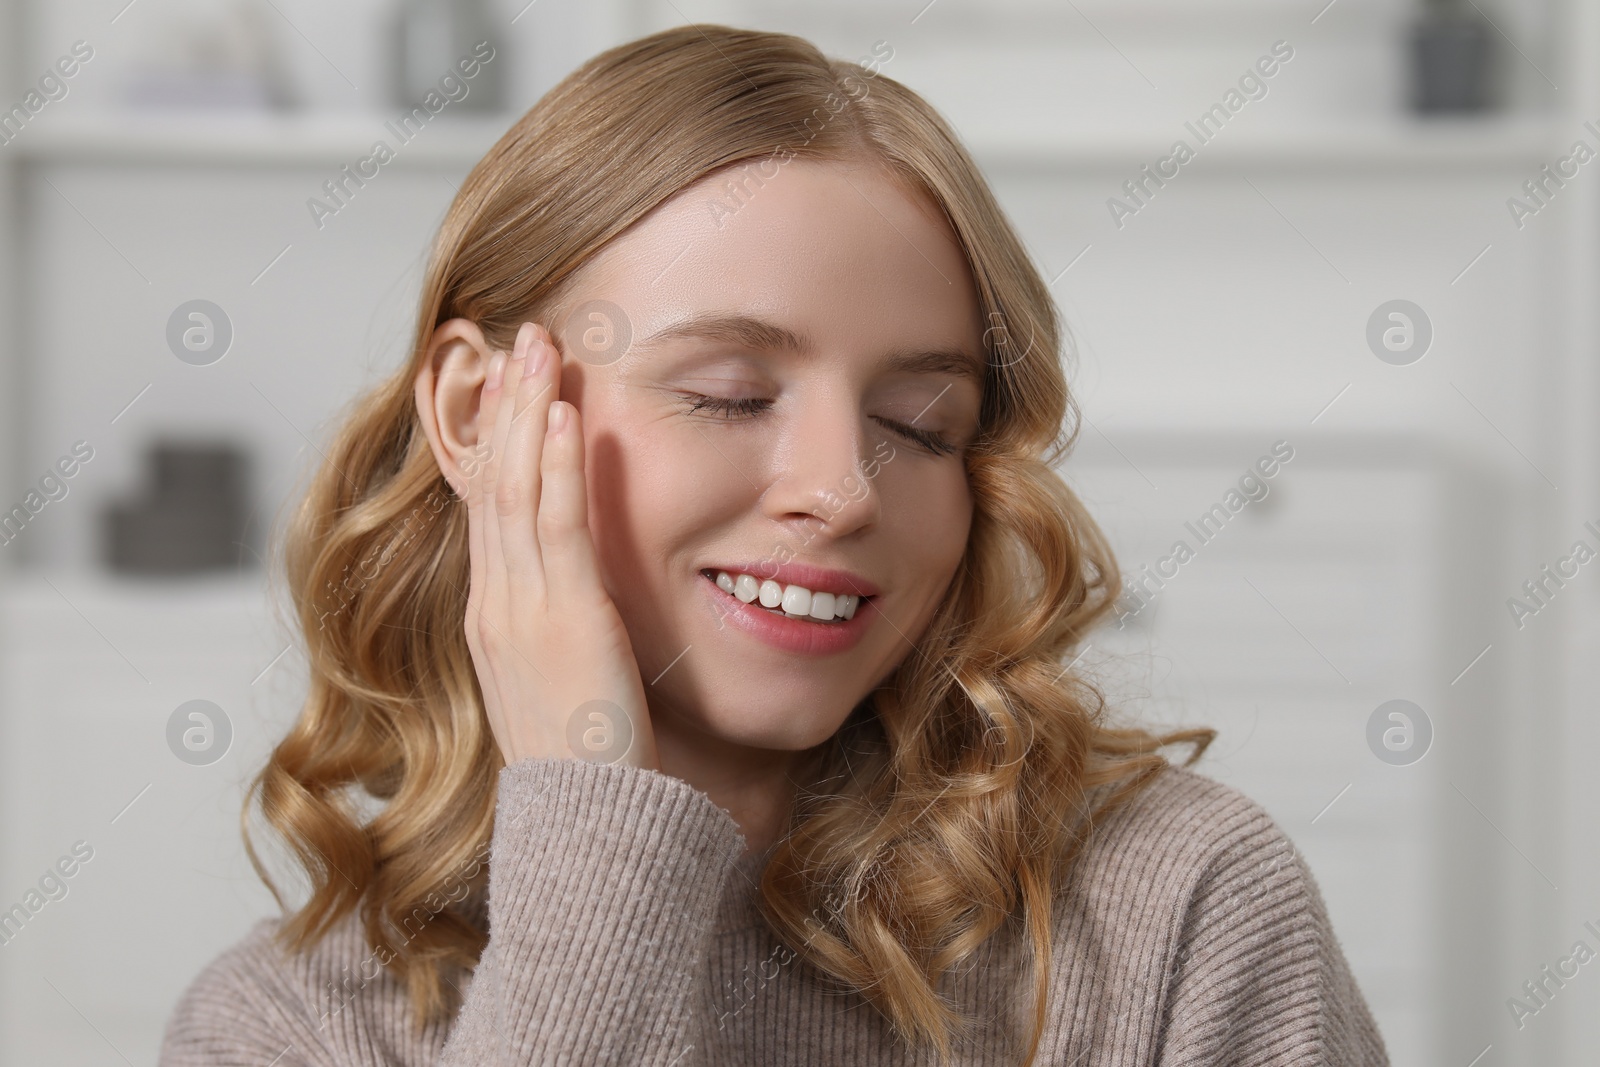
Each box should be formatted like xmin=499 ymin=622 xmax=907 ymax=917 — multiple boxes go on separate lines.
xmin=244 ymin=23 xmax=1214 ymax=1066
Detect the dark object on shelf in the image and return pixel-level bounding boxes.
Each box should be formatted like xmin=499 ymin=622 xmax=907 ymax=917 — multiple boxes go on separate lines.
xmin=102 ymin=440 xmax=252 ymax=575
xmin=385 ymin=0 xmax=504 ymax=112
xmin=1408 ymin=0 xmax=1496 ymax=114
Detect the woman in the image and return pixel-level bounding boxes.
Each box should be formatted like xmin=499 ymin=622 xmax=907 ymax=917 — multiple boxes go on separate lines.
xmin=160 ymin=23 xmax=1388 ymax=1067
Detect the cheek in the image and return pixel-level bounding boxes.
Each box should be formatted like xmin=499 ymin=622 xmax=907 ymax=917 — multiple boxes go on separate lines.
xmin=581 ymin=414 xmax=736 ymax=598
xmin=580 ymin=414 xmax=654 ymax=602
xmin=887 ymin=465 xmax=972 ymax=588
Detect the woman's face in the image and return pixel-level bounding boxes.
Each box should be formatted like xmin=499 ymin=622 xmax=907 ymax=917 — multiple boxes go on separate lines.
xmin=549 ymin=156 xmax=984 ymax=753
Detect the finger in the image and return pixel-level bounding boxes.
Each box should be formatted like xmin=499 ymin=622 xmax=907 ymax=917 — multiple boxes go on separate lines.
xmin=495 ymin=322 xmax=557 ymax=581
xmin=480 ymin=333 xmax=532 ymax=599
xmin=538 ymin=398 xmax=604 ymax=606
xmin=465 ymin=346 xmax=518 ymax=741
xmin=461 ymin=344 xmax=507 ymax=632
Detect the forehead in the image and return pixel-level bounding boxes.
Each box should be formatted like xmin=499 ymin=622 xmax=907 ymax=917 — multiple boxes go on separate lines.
xmin=558 ymin=157 xmax=984 ymax=362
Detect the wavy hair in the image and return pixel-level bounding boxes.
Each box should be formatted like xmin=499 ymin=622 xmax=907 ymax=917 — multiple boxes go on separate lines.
xmin=243 ymin=23 xmax=1215 ymax=1066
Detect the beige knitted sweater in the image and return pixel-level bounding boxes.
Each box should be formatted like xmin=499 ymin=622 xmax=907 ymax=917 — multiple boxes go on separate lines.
xmin=158 ymin=756 xmax=1390 ymax=1065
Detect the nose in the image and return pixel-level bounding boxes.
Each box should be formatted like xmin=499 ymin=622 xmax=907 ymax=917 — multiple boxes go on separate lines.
xmin=759 ymin=395 xmax=882 ymax=541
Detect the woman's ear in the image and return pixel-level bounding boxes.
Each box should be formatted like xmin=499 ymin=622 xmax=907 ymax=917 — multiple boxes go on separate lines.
xmin=415 ymin=317 xmax=500 ymax=497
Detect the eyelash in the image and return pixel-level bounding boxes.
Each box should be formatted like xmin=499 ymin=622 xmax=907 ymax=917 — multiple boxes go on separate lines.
xmin=677 ymin=393 xmax=961 ymax=456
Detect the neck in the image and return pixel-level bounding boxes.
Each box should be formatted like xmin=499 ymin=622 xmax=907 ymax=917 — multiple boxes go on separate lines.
xmin=650 ymin=712 xmax=808 ymax=857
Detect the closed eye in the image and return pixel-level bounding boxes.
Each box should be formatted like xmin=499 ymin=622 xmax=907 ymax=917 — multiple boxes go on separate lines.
xmin=878 ymin=419 xmax=960 ymax=456
xmin=674 ymin=392 xmax=961 ymax=456
xmin=679 ymin=393 xmax=768 ymax=419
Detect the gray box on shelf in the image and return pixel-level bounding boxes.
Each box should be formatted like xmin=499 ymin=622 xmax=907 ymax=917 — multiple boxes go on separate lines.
xmin=100 ymin=440 xmax=253 ymax=575
xmin=1408 ymin=2 xmax=1497 ymax=114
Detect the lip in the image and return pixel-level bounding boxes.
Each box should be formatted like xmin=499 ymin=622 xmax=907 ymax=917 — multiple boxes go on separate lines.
xmin=699 ymin=561 xmax=881 ymax=598
xmin=698 ymin=571 xmax=877 ymax=655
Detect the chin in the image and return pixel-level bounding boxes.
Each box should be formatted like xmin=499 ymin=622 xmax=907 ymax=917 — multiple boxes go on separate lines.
xmin=694 ymin=696 xmax=851 ymax=752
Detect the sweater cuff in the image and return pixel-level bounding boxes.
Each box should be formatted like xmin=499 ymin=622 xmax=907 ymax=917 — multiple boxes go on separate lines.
xmin=463 ymin=756 xmax=746 ymax=1063
xmin=490 ymin=755 xmax=748 ymax=906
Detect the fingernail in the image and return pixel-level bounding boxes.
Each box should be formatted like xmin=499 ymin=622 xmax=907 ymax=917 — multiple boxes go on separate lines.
xmin=511 ymin=322 xmax=532 ymax=360
xmin=549 ymin=401 xmax=568 ymax=432
xmin=529 ymin=335 xmax=548 ymax=375
xmin=487 ymin=352 xmax=507 ymax=389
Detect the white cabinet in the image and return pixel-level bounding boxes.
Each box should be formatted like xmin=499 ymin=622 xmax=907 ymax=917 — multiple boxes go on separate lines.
xmin=1064 ymin=432 xmax=1511 ymax=1066
xmin=0 ymin=574 xmax=303 ymax=1066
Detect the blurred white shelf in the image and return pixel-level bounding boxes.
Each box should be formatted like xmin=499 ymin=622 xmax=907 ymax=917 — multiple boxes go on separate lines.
xmin=0 ymin=108 xmax=1572 ymax=172
xmin=0 ymin=567 xmax=272 ymax=614
xmin=0 ymin=569 xmax=288 ymax=679
xmin=968 ymin=115 xmax=1575 ymax=171
xmin=4 ymin=109 xmax=517 ymax=169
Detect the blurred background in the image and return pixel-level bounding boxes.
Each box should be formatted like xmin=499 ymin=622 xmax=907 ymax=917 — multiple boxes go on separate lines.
xmin=0 ymin=0 xmax=1595 ymax=1063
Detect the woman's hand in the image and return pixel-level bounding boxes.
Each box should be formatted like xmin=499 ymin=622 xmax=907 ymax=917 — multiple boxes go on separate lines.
xmin=453 ymin=320 xmax=660 ymax=772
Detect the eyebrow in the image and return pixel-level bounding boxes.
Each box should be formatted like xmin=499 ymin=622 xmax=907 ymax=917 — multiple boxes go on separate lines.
xmin=635 ymin=312 xmax=985 ymax=384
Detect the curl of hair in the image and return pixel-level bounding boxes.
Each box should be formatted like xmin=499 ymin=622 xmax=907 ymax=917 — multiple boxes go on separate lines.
xmin=242 ymin=23 xmax=1215 ymax=1065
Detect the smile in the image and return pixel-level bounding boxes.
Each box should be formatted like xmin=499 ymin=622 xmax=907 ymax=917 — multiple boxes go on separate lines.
xmin=697 ymin=568 xmax=877 ymax=655
xmin=703 ymin=568 xmax=862 ymax=623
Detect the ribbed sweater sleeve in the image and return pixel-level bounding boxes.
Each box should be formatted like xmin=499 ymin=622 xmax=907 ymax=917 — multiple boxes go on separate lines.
xmin=156 ymin=755 xmax=746 ymax=1067
xmin=437 ymin=756 xmax=747 ymax=1065
xmin=1152 ymin=811 xmax=1389 ymax=1066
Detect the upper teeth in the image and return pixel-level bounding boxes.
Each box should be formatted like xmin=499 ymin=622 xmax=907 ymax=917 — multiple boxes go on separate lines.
xmin=713 ymin=570 xmax=862 ymax=621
